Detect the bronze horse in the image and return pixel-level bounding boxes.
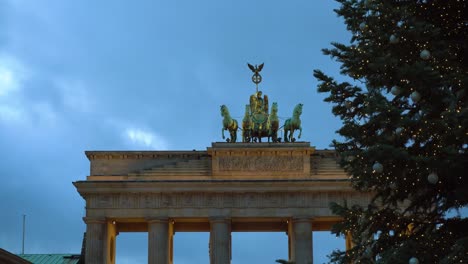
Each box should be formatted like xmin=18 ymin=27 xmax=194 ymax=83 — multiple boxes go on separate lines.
xmin=283 ymin=103 xmax=303 ymax=142
xmin=221 ymin=105 xmax=238 ymax=142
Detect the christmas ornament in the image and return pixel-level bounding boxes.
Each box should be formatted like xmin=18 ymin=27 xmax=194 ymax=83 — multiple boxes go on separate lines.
xmin=364 ymin=247 xmax=372 ymax=258
xmin=359 ymin=22 xmax=367 ymax=31
xmin=395 ymin=127 xmax=403 ymax=135
xmin=410 ymin=91 xmax=421 ymax=103
xmin=389 ymin=34 xmax=399 ymax=44
xmin=373 ymin=162 xmax=383 ymax=173
xmin=390 ymin=86 xmax=401 ymax=96
xmin=409 ymin=257 xmax=419 ymax=264
xmin=428 ymin=172 xmax=438 ymax=184
xmin=420 ymin=49 xmax=431 ymax=60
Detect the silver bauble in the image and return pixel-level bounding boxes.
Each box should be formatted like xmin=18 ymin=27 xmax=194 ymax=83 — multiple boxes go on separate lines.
xmin=409 ymin=257 xmax=419 ymax=264
xmin=391 ymin=86 xmax=401 ymax=96
xmin=373 ymin=162 xmax=383 ymax=173
xmin=359 ymin=22 xmax=367 ymax=31
xmin=410 ymin=91 xmax=421 ymax=103
xmin=420 ymin=49 xmax=431 ymax=60
xmin=428 ymin=172 xmax=438 ymax=184
xmin=389 ymin=34 xmax=399 ymax=44
xmin=395 ymin=127 xmax=403 ymax=135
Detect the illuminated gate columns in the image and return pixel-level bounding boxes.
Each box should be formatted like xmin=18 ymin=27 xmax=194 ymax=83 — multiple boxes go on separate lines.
xmin=74 ymin=142 xmax=371 ymax=264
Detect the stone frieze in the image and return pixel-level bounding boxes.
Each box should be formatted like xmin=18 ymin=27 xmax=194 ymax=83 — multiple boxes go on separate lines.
xmin=86 ymin=192 xmax=371 ymax=209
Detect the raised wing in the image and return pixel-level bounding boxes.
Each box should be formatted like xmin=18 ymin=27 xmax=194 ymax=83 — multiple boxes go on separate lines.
xmin=258 ymin=63 xmax=264 ymax=72
xmin=247 ymin=63 xmax=256 ymax=72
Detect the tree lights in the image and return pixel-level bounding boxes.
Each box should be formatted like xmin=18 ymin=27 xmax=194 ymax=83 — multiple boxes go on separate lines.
xmin=314 ymin=0 xmax=467 ymax=262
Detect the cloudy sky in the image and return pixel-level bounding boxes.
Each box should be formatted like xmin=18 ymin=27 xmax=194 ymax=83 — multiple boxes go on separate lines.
xmin=0 ymin=1 xmax=352 ymax=263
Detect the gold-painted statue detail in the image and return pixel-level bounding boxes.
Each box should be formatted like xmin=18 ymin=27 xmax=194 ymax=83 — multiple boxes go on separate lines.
xmin=220 ymin=63 xmax=303 ymax=143
xmin=250 ymin=91 xmax=269 ymax=115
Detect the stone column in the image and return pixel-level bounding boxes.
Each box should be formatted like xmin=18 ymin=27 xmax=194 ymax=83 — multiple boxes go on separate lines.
xmin=169 ymin=220 xmax=174 ymax=264
xmin=83 ymin=217 xmax=107 ymax=264
xmin=209 ymin=218 xmax=231 ymax=264
xmin=148 ymin=218 xmax=170 ymax=264
xmin=289 ymin=218 xmax=312 ymax=264
xmin=105 ymin=221 xmax=118 ymax=264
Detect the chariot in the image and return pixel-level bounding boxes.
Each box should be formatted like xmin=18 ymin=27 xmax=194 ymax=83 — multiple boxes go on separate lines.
xmin=221 ymin=63 xmax=302 ymax=143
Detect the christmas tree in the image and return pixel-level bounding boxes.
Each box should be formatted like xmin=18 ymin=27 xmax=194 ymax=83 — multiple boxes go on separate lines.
xmin=314 ymin=0 xmax=467 ymax=263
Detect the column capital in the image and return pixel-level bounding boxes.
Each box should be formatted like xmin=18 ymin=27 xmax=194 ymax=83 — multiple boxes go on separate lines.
xmin=147 ymin=218 xmax=169 ymax=224
xmin=209 ymin=217 xmax=231 ymax=224
xmin=291 ymin=217 xmax=313 ymax=223
xmin=83 ymin=217 xmax=106 ymax=224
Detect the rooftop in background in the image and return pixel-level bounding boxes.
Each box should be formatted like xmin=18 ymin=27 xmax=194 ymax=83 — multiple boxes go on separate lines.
xmin=18 ymin=254 xmax=81 ymax=264
xmin=0 ymin=248 xmax=31 ymax=264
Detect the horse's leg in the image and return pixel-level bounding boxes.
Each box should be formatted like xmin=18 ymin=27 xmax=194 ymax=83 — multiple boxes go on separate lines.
xmin=230 ymin=130 xmax=235 ymax=142
xmin=230 ymin=126 xmax=236 ymax=143
xmin=222 ymin=127 xmax=225 ymax=139
xmin=289 ymin=122 xmax=296 ymax=142
xmin=298 ymin=126 xmax=302 ymax=139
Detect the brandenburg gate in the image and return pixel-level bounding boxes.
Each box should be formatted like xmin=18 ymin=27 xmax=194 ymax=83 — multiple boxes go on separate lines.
xmin=74 ymin=65 xmax=371 ymax=264
xmin=74 ymin=143 xmax=371 ymax=264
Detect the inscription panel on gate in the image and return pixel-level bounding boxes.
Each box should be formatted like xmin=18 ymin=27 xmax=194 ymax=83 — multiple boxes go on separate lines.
xmin=207 ymin=143 xmax=314 ymax=177
xmin=218 ymin=156 xmax=303 ymax=171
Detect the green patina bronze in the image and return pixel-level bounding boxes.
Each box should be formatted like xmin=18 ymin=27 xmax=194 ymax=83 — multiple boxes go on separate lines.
xmin=242 ymin=104 xmax=252 ymax=142
xmin=283 ymin=103 xmax=303 ymax=142
xmin=220 ymin=63 xmax=303 ymax=143
xmin=268 ymin=102 xmax=279 ymax=142
xmin=220 ymin=105 xmax=238 ymax=143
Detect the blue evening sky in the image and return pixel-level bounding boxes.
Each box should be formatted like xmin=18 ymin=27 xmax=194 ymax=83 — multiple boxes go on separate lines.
xmin=0 ymin=1 xmax=352 ymax=263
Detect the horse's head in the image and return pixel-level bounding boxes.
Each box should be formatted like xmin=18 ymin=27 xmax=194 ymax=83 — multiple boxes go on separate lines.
xmin=220 ymin=105 xmax=229 ymax=117
xmin=294 ymin=103 xmax=303 ymax=116
xmin=271 ymin=102 xmax=278 ymax=114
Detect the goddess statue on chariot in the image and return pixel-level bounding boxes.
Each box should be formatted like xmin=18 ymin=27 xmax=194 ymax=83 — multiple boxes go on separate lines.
xmin=221 ymin=63 xmax=303 ymax=143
